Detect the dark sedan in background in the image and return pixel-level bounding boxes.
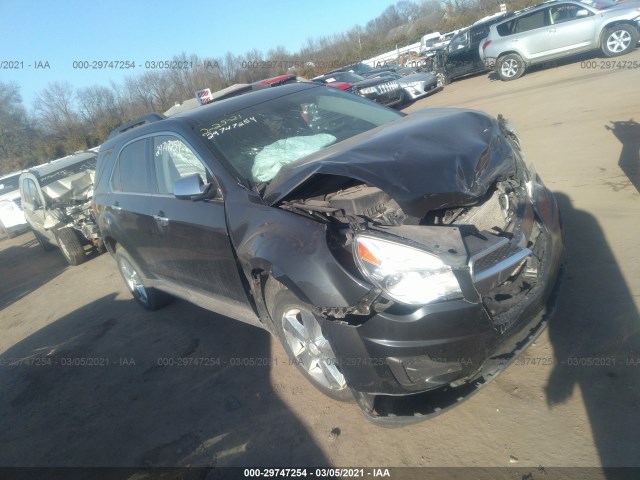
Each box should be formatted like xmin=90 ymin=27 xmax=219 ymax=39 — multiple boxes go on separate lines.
xmin=371 ymin=71 xmax=441 ymax=101
xmin=312 ymin=71 xmax=404 ymax=107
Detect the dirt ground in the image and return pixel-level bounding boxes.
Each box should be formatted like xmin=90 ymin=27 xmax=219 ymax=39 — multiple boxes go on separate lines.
xmin=1 ymin=48 xmax=639 ymax=478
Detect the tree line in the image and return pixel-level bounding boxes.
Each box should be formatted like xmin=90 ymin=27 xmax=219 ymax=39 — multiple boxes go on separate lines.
xmin=0 ymin=0 xmax=537 ymax=175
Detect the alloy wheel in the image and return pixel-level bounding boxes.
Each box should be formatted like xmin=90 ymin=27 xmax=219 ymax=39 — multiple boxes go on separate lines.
xmin=501 ymin=58 xmax=519 ymax=78
xmin=607 ymin=30 xmax=632 ymax=53
xmin=282 ymin=307 xmax=346 ymax=391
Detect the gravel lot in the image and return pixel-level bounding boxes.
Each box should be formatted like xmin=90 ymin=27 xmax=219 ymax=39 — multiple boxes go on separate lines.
xmin=1 ymin=48 xmax=639 ymax=478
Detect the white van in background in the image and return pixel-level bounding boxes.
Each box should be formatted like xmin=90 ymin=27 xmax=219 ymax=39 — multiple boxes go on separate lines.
xmin=0 ymin=171 xmax=29 ymax=239
xmin=420 ymin=32 xmax=441 ymax=54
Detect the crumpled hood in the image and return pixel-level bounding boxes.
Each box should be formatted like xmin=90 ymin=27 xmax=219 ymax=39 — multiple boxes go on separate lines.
xmin=264 ymin=108 xmax=519 ymax=217
xmin=42 ymin=170 xmax=95 ymax=204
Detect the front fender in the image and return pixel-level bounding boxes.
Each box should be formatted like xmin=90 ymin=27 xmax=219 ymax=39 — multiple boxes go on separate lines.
xmin=227 ymin=192 xmax=370 ymax=308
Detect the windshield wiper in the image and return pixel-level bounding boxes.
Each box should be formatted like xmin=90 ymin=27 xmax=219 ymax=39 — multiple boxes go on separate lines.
xmin=253 ymin=181 xmax=268 ymax=195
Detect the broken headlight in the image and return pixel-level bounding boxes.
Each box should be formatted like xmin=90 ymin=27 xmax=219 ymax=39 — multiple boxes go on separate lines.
xmin=354 ymin=235 xmax=461 ymax=305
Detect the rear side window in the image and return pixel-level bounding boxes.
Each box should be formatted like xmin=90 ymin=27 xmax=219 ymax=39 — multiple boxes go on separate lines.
xmin=497 ymin=20 xmax=516 ymax=36
xmin=95 ymin=149 xmax=113 ymax=194
xmin=112 ymin=139 xmax=149 ymax=193
xmin=514 ymin=10 xmax=547 ymax=33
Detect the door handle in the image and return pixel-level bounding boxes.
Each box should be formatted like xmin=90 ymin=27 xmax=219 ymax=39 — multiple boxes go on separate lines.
xmin=153 ymin=213 xmax=169 ymax=227
xmin=112 ymin=201 xmax=122 ymax=212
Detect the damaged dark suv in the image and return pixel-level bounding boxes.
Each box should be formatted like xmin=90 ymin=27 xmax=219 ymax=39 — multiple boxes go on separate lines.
xmin=94 ymin=83 xmax=563 ymax=422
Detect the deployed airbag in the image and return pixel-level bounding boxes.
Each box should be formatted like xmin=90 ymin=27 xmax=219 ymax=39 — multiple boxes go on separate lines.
xmin=252 ymin=134 xmax=337 ymax=182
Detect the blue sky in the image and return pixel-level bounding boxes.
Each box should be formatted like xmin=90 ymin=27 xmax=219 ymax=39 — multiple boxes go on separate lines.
xmin=0 ymin=0 xmax=400 ymax=109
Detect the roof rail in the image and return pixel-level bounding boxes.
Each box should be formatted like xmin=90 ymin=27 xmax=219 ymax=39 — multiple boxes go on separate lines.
xmin=107 ymin=113 xmax=166 ymax=139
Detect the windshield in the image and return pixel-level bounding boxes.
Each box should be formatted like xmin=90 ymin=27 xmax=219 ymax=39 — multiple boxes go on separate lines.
xmin=373 ymin=72 xmax=402 ymax=80
xmin=0 ymin=173 xmax=21 ymax=193
xmin=322 ymin=72 xmax=366 ymax=84
xmin=197 ymin=87 xmax=402 ymax=186
xmin=349 ymin=63 xmax=373 ymax=74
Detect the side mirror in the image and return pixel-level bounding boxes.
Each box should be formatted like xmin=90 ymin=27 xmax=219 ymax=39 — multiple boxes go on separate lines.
xmin=173 ymin=173 xmax=220 ymax=201
xmin=576 ymin=9 xmax=589 ymax=17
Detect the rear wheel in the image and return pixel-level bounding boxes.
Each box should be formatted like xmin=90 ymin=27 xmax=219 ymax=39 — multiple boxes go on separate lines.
xmin=497 ymin=54 xmax=525 ymax=81
xmin=267 ymin=282 xmax=352 ymax=402
xmin=55 ymin=227 xmax=86 ymax=265
xmin=115 ymin=246 xmax=172 ymax=310
xmin=601 ymin=25 xmax=638 ymax=57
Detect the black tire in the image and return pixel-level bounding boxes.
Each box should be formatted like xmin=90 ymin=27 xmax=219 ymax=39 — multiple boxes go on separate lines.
xmin=115 ymin=246 xmax=172 ymax=311
xmin=34 ymin=230 xmax=55 ymax=251
xmin=400 ymin=89 xmax=409 ymax=105
xmin=55 ymin=227 xmax=86 ymax=265
xmin=266 ymin=281 xmax=353 ymax=402
xmin=601 ymin=25 xmax=638 ymax=57
xmin=496 ymin=54 xmax=525 ymax=81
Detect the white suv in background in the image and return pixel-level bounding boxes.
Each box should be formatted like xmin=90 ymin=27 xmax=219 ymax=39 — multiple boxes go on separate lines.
xmin=0 ymin=171 xmax=29 ymax=239
xmin=482 ymin=0 xmax=640 ymax=81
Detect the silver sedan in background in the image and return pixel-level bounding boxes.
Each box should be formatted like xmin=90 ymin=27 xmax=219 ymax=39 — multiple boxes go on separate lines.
xmin=371 ymin=71 xmax=442 ymax=102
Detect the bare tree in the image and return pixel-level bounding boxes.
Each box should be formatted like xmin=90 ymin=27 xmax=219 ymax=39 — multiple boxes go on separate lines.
xmin=33 ymin=81 xmax=88 ymax=152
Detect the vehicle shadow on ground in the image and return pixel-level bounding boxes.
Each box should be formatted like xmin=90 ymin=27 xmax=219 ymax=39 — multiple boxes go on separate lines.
xmin=0 ymin=233 xmax=69 ymax=310
xmin=545 ymin=193 xmax=640 ymax=471
xmin=605 ymin=119 xmax=640 ymax=193
xmin=0 ymin=294 xmax=331 ymax=468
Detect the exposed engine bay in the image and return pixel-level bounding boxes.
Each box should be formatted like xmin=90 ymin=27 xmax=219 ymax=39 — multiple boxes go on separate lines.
xmin=277 ymin=117 xmax=549 ymax=333
xmin=41 ymin=169 xmax=102 ymax=248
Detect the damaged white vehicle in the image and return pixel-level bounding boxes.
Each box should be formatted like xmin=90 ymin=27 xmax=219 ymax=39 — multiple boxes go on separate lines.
xmin=19 ymin=151 xmax=103 ymax=265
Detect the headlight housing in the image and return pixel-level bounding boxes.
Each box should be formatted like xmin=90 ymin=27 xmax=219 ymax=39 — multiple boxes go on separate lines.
xmin=353 ymin=235 xmax=462 ymax=305
xmin=358 ymin=87 xmax=377 ymax=95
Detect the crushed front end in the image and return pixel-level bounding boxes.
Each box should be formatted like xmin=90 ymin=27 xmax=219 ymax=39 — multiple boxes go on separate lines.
xmin=274 ymin=111 xmax=563 ymax=423
xmin=42 ymin=169 xmax=102 ymax=249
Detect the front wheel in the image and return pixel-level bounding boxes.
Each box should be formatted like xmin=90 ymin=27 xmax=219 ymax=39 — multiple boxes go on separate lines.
xmin=267 ymin=284 xmax=352 ymax=402
xmin=55 ymin=227 xmax=86 ymax=265
xmin=497 ymin=54 xmax=525 ymax=81
xmin=436 ymin=71 xmax=450 ymax=87
xmin=601 ymin=25 xmax=638 ymax=57
xmin=115 ymin=246 xmax=172 ymax=310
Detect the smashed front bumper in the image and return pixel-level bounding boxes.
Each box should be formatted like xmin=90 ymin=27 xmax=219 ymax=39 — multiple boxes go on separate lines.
xmin=402 ymin=81 xmax=441 ymax=100
xmin=321 ymin=181 xmax=563 ymax=423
